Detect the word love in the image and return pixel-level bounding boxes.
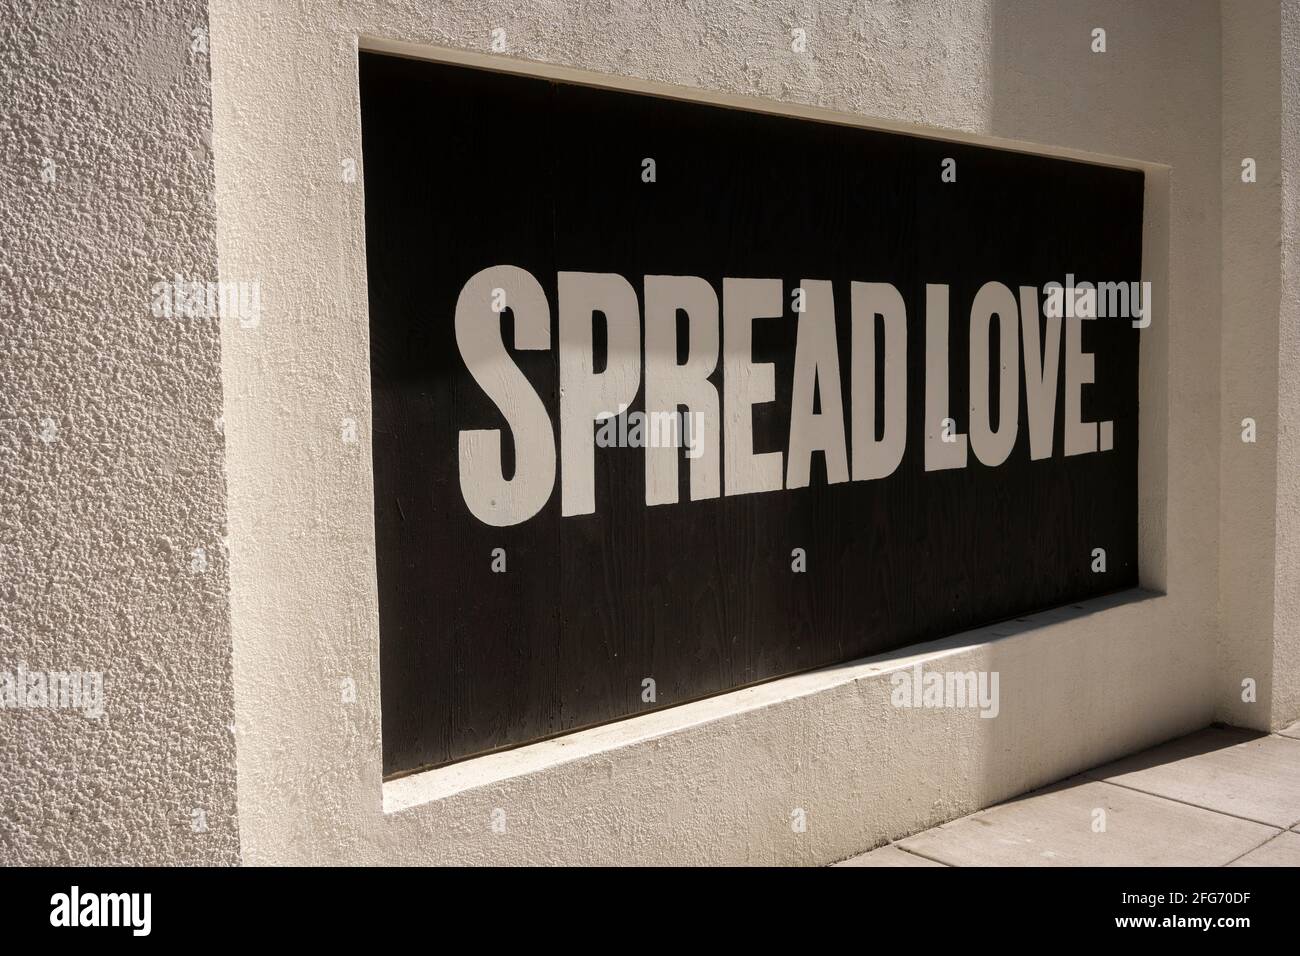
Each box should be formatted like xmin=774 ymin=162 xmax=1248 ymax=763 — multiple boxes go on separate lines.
xmin=455 ymin=265 xmax=1116 ymax=527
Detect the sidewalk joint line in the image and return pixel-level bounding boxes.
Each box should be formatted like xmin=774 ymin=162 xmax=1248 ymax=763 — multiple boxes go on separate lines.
xmin=1222 ymin=830 xmax=1285 ymax=867
xmin=1091 ymin=778 xmax=1289 ymax=831
xmin=891 ymin=843 xmax=951 ymax=866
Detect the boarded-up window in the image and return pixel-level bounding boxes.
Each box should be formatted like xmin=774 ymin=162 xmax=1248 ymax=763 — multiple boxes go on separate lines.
xmin=360 ymin=52 xmax=1143 ymax=775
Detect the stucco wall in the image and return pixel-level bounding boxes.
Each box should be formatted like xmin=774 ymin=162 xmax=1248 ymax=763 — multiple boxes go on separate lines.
xmin=1275 ymin=0 xmax=1300 ymax=727
xmin=0 ymin=1 xmax=239 ymax=863
xmin=1218 ymin=0 xmax=1282 ymax=730
xmin=1216 ymin=0 xmax=1300 ymax=733
xmin=208 ymin=0 xmax=1225 ymax=865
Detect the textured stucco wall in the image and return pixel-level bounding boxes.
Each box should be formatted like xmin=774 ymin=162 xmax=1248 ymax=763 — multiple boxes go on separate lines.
xmin=1218 ymin=0 xmax=1281 ymax=730
xmin=1215 ymin=0 xmax=1300 ymax=733
xmin=1274 ymin=0 xmax=1300 ymax=727
xmin=0 ymin=0 xmax=239 ymax=863
xmin=209 ymin=0 xmax=1224 ymax=865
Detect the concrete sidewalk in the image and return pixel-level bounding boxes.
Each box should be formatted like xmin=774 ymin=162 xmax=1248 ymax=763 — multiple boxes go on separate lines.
xmin=838 ymin=724 xmax=1300 ymax=867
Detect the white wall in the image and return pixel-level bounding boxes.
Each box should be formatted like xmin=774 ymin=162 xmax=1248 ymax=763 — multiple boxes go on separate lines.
xmin=1273 ymin=0 xmax=1300 ymax=726
xmin=0 ymin=0 xmax=239 ymax=864
xmin=1219 ymin=0 xmax=1279 ymax=732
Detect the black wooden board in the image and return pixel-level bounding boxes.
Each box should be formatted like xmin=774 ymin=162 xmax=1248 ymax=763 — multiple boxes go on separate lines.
xmin=359 ymin=51 xmax=1143 ymax=775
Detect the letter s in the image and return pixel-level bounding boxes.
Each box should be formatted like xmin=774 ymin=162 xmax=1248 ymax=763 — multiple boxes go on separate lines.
xmin=455 ymin=265 xmax=555 ymax=526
